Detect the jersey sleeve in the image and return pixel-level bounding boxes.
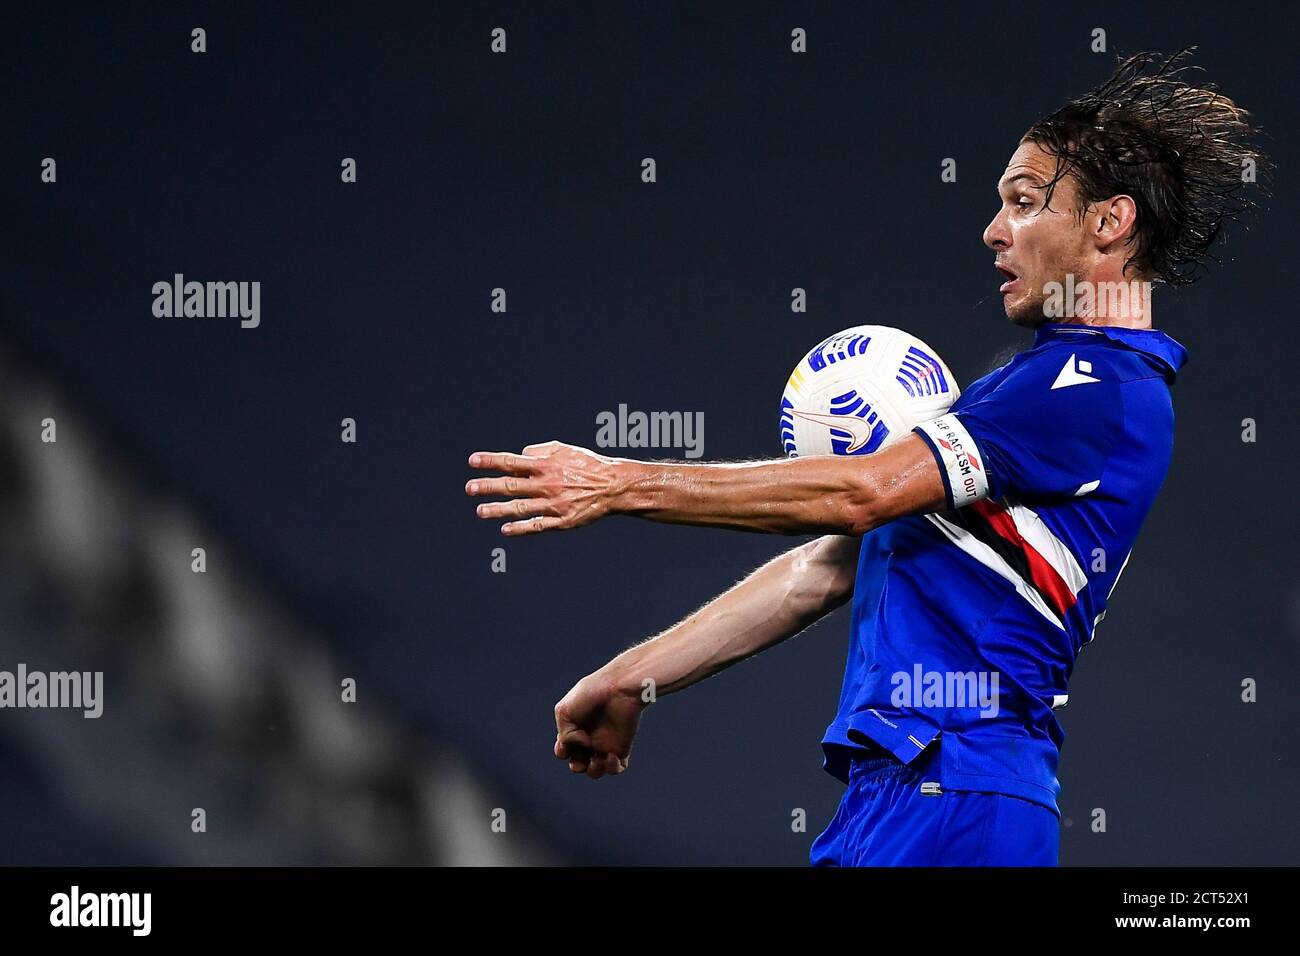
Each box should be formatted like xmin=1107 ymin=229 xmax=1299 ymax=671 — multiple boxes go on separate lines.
xmin=913 ymin=350 xmax=1125 ymax=508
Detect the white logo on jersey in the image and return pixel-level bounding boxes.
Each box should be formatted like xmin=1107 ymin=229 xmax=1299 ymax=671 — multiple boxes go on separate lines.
xmin=1050 ymin=353 xmax=1101 ymax=390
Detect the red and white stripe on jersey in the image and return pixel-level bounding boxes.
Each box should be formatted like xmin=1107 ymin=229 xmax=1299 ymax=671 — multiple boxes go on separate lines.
xmin=916 ymin=413 xmax=1089 ymax=630
xmin=924 ymin=498 xmax=1088 ymax=632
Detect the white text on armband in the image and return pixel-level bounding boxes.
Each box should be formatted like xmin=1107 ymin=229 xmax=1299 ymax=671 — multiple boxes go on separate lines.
xmin=917 ymin=415 xmax=989 ymax=507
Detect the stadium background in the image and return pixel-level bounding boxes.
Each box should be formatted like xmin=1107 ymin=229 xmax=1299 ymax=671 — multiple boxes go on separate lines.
xmin=3 ymin=2 xmax=1296 ymax=865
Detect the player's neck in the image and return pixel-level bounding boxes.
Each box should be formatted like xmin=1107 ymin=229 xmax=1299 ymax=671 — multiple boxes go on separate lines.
xmin=1072 ymin=313 xmax=1152 ymax=330
xmin=1068 ymin=272 xmax=1153 ymax=330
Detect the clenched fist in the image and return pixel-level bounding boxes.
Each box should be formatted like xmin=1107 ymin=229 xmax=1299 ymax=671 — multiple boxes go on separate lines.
xmin=553 ymin=670 xmax=646 ymax=780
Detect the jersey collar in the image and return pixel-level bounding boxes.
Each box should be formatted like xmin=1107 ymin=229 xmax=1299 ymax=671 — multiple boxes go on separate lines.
xmin=1033 ymin=322 xmax=1188 ymax=384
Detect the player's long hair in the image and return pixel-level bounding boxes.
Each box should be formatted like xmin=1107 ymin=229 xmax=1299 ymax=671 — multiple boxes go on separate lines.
xmin=1023 ymin=47 xmax=1271 ymax=285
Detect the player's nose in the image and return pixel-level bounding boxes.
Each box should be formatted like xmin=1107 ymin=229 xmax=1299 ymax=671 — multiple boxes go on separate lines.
xmin=983 ymin=210 xmax=1010 ymax=251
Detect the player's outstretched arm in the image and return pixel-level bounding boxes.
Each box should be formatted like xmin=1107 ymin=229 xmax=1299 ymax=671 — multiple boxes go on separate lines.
xmin=467 ymin=436 xmax=946 ymax=537
xmin=554 ymin=534 xmax=859 ymax=779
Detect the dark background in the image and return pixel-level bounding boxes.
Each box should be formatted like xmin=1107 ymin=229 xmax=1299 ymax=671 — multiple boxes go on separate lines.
xmin=3 ymin=2 xmax=1296 ymax=865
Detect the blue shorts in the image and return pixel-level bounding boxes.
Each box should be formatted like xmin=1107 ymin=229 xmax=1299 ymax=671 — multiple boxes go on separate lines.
xmin=810 ymin=748 xmax=1060 ymax=867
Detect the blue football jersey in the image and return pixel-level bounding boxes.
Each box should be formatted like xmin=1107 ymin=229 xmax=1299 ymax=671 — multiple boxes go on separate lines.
xmin=821 ymin=322 xmax=1188 ymax=814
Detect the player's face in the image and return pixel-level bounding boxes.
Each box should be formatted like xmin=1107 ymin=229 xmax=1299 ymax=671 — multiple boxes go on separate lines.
xmin=983 ymin=141 xmax=1094 ymax=328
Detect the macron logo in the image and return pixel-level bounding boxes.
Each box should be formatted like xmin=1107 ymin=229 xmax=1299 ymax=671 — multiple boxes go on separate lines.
xmin=1051 ymin=353 xmax=1101 ymax=390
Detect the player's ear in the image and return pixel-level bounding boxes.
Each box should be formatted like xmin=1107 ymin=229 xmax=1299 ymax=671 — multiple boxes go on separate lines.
xmin=1097 ymin=194 xmax=1139 ymax=251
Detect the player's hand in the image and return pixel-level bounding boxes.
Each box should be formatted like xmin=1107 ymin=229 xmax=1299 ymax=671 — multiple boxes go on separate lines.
xmin=553 ymin=670 xmax=646 ymax=780
xmin=466 ymin=440 xmax=622 ymax=536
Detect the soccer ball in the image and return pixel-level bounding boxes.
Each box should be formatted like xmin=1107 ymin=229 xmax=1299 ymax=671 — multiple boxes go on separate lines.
xmin=779 ymin=326 xmax=959 ymax=457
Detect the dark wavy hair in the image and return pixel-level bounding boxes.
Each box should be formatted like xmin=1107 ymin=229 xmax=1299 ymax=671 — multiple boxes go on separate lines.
xmin=1022 ymin=47 xmax=1271 ymax=285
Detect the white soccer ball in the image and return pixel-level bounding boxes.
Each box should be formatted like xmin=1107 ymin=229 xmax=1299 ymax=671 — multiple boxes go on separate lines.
xmin=779 ymin=325 xmax=959 ymax=457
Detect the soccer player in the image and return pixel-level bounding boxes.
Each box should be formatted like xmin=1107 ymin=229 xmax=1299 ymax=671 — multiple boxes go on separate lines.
xmin=465 ymin=50 xmax=1268 ymax=865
